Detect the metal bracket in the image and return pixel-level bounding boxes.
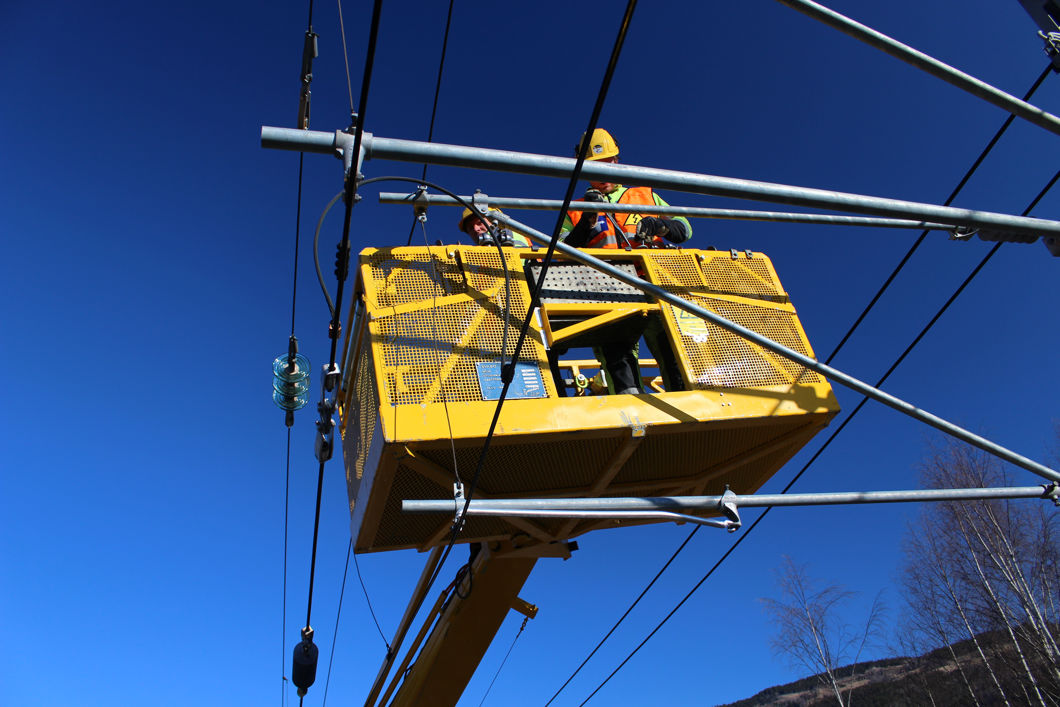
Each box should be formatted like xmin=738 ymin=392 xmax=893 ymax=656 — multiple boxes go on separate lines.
xmin=730 ymin=248 xmax=739 ymax=260
xmin=452 ymin=482 xmax=466 ymax=530
xmin=413 ymin=185 xmax=429 ymax=223
xmin=1044 ymin=482 xmax=1060 ymax=506
xmin=321 ymin=362 xmax=341 ymax=392
xmin=719 ymin=487 xmax=741 ymax=531
xmin=471 ymin=190 xmax=490 ymax=216
xmin=1040 ymin=31 xmax=1060 ymax=71
xmin=314 ymin=414 xmax=335 ymax=462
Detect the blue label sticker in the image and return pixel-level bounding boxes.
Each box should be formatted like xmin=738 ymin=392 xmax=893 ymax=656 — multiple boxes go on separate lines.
xmin=475 ymin=362 xmax=547 ymax=401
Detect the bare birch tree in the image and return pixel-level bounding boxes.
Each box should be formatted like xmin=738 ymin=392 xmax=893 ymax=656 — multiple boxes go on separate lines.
xmin=761 ymin=556 xmax=886 ymax=706
xmin=899 ymin=439 xmax=1060 ymax=706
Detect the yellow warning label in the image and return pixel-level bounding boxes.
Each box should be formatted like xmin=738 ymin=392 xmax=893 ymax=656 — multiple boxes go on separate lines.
xmin=675 ymin=309 xmax=710 ymax=343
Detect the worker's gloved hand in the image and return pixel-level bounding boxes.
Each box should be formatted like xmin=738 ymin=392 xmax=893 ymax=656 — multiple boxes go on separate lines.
xmin=635 ymin=217 xmax=669 ymax=243
xmin=582 ymin=188 xmax=608 ymax=203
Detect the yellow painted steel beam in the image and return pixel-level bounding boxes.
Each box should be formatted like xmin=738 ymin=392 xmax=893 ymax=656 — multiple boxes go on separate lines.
xmin=391 ymin=550 xmax=538 ymax=707
xmin=548 ymin=307 xmax=654 ymax=346
xmin=381 ymin=382 xmax=837 ymax=443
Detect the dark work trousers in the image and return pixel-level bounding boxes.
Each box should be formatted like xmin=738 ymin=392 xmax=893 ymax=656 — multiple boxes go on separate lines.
xmin=597 ymin=317 xmax=685 ymax=393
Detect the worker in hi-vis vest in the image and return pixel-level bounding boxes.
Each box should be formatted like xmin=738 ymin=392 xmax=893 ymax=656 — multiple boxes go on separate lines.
xmin=458 ymin=207 xmax=531 ymax=247
xmin=558 ymin=129 xmax=689 ymax=396
xmin=559 ymin=129 xmax=691 ymax=249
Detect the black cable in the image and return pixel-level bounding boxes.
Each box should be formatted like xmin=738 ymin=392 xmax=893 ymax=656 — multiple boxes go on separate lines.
xmin=314 ymin=191 xmax=344 ymax=317
xmin=414 ymin=0 xmax=640 ymax=619
xmin=545 ymin=62 xmax=1057 ymax=705
xmin=407 ymin=0 xmax=456 ymax=246
xmin=456 ymin=0 xmax=638 ymax=550
xmin=281 ymin=431 xmax=292 ymax=707
xmin=825 ymin=63 xmax=1051 ymax=365
xmin=574 ymin=167 xmax=1060 ymax=705
xmin=543 ymin=525 xmax=701 ymax=705
xmin=353 ymin=545 xmax=390 ymax=651
xmin=321 ymin=539 xmax=352 ymax=706
xmin=300 ymin=0 xmax=383 ymax=642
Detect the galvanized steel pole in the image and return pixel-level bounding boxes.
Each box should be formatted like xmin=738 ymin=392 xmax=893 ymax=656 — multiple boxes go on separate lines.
xmin=259 ymin=126 xmax=1060 ymax=238
xmin=774 ymin=0 xmax=1060 ymax=138
xmin=489 ymin=211 xmax=1060 ymax=484
xmin=403 ymin=485 xmax=1059 ymax=515
xmin=377 ymin=192 xmax=955 ymax=231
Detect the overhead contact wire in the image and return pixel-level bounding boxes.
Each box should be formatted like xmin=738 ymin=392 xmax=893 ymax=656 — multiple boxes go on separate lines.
xmin=575 ymin=164 xmax=1060 ymax=707
xmin=457 ymin=0 xmax=639 ymax=538
xmin=280 ymin=0 xmax=315 ymax=699
xmin=546 ymin=62 xmax=1055 ymax=705
xmin=416 ymin=0 xmax=640 ymax=611
xmin=825 ymin=63 xmax=1051 ymax=364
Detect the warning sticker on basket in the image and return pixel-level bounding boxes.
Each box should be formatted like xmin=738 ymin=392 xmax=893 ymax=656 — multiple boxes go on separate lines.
xmin=675 ymin=309 xmax=710 ymax=343
xmin=475 ymin=362 xmax=547 ymax=400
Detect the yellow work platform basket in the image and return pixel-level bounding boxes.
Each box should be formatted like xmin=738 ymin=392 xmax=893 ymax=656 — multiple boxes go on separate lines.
xmin=338 ymin=246 xmax=838 ymax=553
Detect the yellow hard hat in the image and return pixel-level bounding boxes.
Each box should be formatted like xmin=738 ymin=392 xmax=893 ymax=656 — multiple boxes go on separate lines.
xmin=575 ymin=128 xmax=619 ymax=161
xmin=458 ymin=206 xmax=504 ymax=232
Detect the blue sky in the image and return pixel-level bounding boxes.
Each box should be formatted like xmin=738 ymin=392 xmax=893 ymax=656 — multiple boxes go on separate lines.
xmin=3 ymin=1 xmax=1059 ymax=705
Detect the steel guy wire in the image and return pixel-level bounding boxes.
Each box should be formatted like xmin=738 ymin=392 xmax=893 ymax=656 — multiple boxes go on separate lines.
xmin=322 ymin=539 xmax=352 ymax=706
xmin=574 ymin=165 xmax=1060 ymax=706
xmin=478 ymin=616 xmax=529 ymax=707
xmin=407 ymin=0 xmax=456 ymax=246
xmin=418 ymin=215 xmax=465 ymax=487
xmin=544 ymin=63 xmax=1055 ymax=705
xmin=336 ymin=0 xmax=354 ymax=118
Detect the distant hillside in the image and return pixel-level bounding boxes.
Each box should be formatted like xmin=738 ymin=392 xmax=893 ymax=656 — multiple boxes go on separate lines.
xmin=717 ymin=630 xmax=1058 ymax=706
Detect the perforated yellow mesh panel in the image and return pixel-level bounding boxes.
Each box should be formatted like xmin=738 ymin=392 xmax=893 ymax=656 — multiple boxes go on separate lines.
xmin=342 ymin=346 xmax=379 ymax=508
xmin=671 ymin=295 xmax=823 ymax=387
xmin=361 ymin=247 xmax=552 ymax=406
xmin=699 ymin=255 xmax=787 ymax=302
xmin=643 ymin=252 xmax=822 ymax=389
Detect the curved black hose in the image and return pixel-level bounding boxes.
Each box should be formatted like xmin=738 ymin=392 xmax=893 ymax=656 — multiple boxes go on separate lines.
xmin=357 ymin=176 xmax=514 ymax=372
xmin=313 ymin=191 xmax=344 ymax=317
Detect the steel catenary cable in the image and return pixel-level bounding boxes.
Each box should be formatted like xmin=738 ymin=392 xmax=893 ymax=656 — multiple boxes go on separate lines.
xmin=543 ymin=61 xmax=1055 ymax=706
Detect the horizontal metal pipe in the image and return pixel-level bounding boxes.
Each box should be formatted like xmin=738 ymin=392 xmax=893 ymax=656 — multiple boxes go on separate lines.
xmin=377 ymin=192 xmax=954 ymax=231
xmin=490 ymin=211 xmax=1060 ymax=484
xmin=403 ymin=485 xmax=1058 ymax=514
xmin=259 ymin=126 xmax=1060 ymax=238
xmin=775 ymin=0 xmax=1060 ymax=138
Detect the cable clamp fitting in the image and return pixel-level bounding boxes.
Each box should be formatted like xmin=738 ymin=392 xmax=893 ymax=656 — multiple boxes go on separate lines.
xmin=1039 ymin=31 xmax=1060 ymax=71
xmin=413 ymin=185 xmax=429 ymax=223
xmin=315 ymin=415 xmax=335 ymax=462
xmin=718 ymin=486 xmax=741 ymax=532
xmin=1043 ymin=483 xmax=1060 ymax=506
xmin=321 ymin=362 xmax=341 ymax=393
xmin=452 ymin=482 xmax=466 ymax=531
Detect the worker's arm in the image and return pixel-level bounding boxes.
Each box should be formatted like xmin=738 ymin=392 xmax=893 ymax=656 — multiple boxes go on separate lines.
xmin=640 ymin=192 xmax=691 ymax=243
xmin=560 ymin=188 xmax=607 ymax=247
